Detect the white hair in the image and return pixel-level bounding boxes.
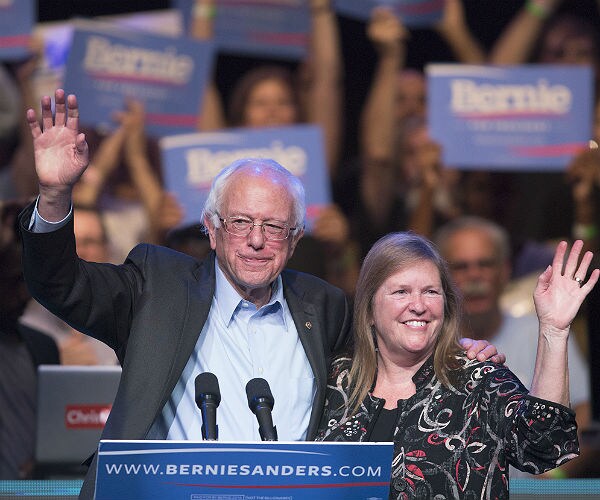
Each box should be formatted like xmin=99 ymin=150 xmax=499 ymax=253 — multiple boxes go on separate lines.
xmin=200 ymin=158 xmax=306 ymax=231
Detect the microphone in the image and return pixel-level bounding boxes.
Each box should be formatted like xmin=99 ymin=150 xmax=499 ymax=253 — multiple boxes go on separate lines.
xmin=194 ymin=372 xmax=221 ymax=440
xmin=246 ymin=378 xmax=278 ymax=441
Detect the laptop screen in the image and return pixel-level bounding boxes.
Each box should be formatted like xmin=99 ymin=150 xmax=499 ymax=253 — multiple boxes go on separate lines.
xmin=35 ymin=365 xmax=121 ymax=467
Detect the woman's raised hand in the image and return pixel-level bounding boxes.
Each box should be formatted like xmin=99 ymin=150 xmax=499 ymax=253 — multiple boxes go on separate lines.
xmin=534 ymin=240 xmax=599 ymax=332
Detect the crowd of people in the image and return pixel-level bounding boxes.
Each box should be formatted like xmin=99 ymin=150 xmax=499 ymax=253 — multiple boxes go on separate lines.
xmin=2 ymin=0 xmax=600 ymax=497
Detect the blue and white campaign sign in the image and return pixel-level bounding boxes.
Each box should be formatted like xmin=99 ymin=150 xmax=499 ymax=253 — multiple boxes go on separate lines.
xmin=0 ymin=0 xmax=35 ymax=61
xmin=334 ymin=0 xmax=443 ymax=27
xmin=160 ymin=125 xmax=331 ymax=231
xmin=176 ymin=0 xmax=309 ymax=60
xmin=95 ymin=440 xmax=393 ymax=500
xmin=63 ymin=20 xmax=215 ymax=137
xmin=427 ymin=64 xmax=593 ymax=171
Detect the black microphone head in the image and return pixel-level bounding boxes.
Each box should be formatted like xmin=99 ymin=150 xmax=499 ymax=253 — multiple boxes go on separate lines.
xmin=245 ymin=377 xmax=274 ymax=413
xmin=195 ymin=372 xmax=221 ymax=408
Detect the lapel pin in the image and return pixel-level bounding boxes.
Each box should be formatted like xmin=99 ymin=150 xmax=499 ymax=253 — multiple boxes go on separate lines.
xmin=305 ymin=321 xmax=312 ymax=330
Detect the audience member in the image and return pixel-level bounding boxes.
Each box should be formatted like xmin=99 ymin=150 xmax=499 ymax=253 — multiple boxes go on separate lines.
xmin=489 ymin=0 xmax=599 ymax=72
xmin=489 ymin=0 xmax=600 ymax=255
xmin=0 ymin=199 xmax=60 ymax=479
xmin=193 ymin=0 xmax=343 ymax=177
xmin=531 ymin=146 xmax=600 ymax=256
xmin=435 ymin=215 xmax=592 ymax=477
xmin=351 ymin=5 xmax=495 ymax=258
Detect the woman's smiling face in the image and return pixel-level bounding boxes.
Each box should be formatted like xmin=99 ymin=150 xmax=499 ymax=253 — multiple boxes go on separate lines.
xmin=371 ymin=259 xmax=444 ymax=363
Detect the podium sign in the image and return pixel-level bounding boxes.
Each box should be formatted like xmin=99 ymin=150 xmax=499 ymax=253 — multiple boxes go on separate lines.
xmin=95 ymin=440 xmax=393 ymax=500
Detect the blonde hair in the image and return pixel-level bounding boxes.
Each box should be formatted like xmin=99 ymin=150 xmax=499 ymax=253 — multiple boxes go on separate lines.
xmin=348 ymin=232 xmax=463 ymax=412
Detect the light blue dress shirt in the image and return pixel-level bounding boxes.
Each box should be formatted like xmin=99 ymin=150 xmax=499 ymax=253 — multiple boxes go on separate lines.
xmin=28 ymin=200 xmax=71 ymax=231
xmin=152 ymin=259 xmax=315 ymax=442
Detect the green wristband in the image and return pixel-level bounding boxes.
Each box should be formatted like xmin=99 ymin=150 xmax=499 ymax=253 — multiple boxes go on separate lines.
xmin=526 ymin=0 xmax=549 ymax=19
xmin=573 ymin=223 xmax=598 ymax=240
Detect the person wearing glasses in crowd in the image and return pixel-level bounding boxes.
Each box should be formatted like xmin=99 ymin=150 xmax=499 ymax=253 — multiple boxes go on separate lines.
xmin=18 ymin=90 xmax=503 ymax=499
xmin=434 ymin=216 xmax=592 ymax=478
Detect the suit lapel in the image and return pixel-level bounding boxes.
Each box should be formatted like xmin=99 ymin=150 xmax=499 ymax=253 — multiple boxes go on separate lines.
xmin=283 ymin=275 xmax=327 ymax=440
xmin=151 ymin=254 xmax=216 ymax=430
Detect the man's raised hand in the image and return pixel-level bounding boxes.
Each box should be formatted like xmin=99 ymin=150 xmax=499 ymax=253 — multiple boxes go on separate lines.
xmin=27 ymin=89 xmax=89 ymax=220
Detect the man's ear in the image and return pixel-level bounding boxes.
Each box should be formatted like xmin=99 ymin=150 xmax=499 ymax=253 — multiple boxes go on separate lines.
xmin=204 ymin=215 xmax=217 ymax=250
xmin=289 ymin=226 xmax=304 ymax=254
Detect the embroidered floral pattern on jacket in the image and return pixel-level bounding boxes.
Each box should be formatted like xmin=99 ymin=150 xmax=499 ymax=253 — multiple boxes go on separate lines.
xmin=317 ymin=356 xmax=579 ymax=499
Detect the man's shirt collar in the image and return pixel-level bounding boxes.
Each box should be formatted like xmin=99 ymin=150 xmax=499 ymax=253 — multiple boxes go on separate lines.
xmin=214 ymin=258 xmax=287 ymax=328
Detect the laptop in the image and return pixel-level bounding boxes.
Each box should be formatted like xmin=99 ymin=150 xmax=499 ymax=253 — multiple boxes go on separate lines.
xmin=35 ymin=365 xmax=121 ymax=475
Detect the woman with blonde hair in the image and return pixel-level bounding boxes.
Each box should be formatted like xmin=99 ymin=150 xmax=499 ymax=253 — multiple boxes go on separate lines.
xmin=318 ymin=232 xmax=596 ymax=499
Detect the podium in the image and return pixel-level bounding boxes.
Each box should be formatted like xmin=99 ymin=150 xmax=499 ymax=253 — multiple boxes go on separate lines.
xmin=94 ymin=440 xmax=394 ymax=500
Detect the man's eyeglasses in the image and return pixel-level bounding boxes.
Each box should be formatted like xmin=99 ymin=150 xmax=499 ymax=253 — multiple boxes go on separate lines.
xmin=218 ymin=215 xmax=298 ymax=241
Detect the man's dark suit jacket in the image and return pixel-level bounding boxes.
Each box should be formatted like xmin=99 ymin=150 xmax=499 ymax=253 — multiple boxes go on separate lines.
xmin=19 ymin=204 xmax=351 ymax=499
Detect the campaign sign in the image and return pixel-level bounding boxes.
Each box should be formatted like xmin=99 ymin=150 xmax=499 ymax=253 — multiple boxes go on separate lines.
xmin=63 ymin=20 xmax=215 ymax=137
xmin=334 ymin=0 xmax=443 ymax=27
xmin=160 ymin=125 xmax=331 ymax=231
xmin=427 ymin=64 xmax=593 ymax=171
xmin=95 ymin=440 xmax=393 ymax=500
xmin=176 ymin=0 xmax=309 ymax=60
xmin=0 ymin=0 xmax=35 ymax=61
